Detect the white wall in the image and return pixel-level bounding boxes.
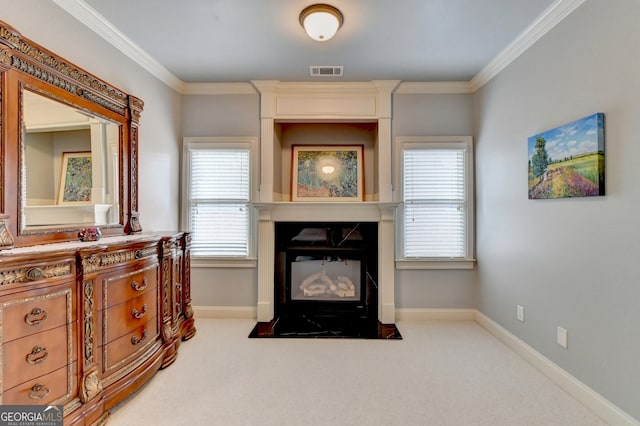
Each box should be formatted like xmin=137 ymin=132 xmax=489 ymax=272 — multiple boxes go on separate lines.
xmin=1 ymin=1 xmax=182 ymax=232
xmin=474 ymin=0 xmax=640 ymax=419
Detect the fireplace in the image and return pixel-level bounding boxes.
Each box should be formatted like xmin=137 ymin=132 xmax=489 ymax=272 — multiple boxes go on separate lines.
xmin=251 ymin=81 xmax=400 ymax=328
xmin=275 ymin=222 xmax=378 ymax=322
xmin=249 ymin=219 xmax=400 ymax=338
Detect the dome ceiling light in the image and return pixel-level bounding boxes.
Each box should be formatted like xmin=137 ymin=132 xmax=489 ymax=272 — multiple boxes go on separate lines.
xmin=299 ymin=4 xmax=344 ymax=42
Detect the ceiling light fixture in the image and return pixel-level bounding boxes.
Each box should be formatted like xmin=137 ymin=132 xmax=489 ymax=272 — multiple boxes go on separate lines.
xmin=299 ymin=4 xmax=343 ymax=42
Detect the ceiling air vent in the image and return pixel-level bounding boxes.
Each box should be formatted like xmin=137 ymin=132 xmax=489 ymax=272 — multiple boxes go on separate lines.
xmin=310 ymin=66 xmax=343 ymax=77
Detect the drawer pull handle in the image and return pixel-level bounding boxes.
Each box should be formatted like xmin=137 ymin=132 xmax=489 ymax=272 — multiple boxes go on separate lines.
xmin=131 ymin=329 xmax=148 ymax=345
xmin=25 ymin=308 xmax=48 ymax=326
xmin=28 ymin=383 xmax=50 ymax=400
xmin=131 ymin=304 xmax=148 ymax=319
xmin=26 ymin=267 xmax=43 ymax=280
xmin=26 ymin=346 xmax=49 ymax=365
xmin=131 ymin=277 xmax=148 ymax=292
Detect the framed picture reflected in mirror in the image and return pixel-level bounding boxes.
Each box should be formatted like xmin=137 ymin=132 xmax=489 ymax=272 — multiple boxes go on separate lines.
xmin=58 ymin=151 xmax=92 ymax=204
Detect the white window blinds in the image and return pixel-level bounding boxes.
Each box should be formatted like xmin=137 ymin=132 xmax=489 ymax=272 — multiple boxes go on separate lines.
xmin=403 ymin=148 xmax=466 ymax=258
xmin=189 ymin=148 xmax=250 ymax=256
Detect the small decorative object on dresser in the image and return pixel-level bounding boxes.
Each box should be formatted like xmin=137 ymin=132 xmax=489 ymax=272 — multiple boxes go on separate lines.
xmin=78 ymin=227 xmax=102 ymax=242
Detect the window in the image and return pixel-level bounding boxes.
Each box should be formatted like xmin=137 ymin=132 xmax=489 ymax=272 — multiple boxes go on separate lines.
xmin=182 ymin=137 xmax=257 ymax=265
xmin=395 ymin=136 xmax=474 ymax=269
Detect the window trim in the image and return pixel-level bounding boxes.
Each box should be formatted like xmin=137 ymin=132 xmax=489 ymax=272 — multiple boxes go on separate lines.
xmin=182 ymin=136 xmax=259 ymax=267
xmin=394 ymin=136 xmax=475 ymax=270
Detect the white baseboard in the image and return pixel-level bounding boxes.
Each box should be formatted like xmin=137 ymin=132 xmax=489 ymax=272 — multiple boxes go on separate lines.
xmin=193 ymin=305 xmax=256 ymax=319
xmin=396 ymin=308 xmax=476 ymax=321
xmin=475 ymin=311 xmax=639 ymax=426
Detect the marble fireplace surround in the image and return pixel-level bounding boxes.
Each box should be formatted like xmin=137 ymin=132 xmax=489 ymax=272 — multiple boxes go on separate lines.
xmin=254 ymin=202 xmax=396 ymax=324
xmin=252 ymin=80 xmax=400 ymax=325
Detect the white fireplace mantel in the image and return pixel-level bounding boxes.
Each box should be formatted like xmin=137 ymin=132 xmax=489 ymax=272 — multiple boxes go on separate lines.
xmin=252 ymin=81 xmax=400 ymax=324
xmin=253 ymin=202 xmax=398 ymax=325
xmin=252 ymin=201 xmax=397 ymax=222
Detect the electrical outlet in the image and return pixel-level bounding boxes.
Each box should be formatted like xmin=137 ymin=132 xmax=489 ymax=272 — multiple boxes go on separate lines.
xmin=557 ymin=326 xmax=568 ymax=348
xmin=516 ymin=305 xmax=525 ymax=322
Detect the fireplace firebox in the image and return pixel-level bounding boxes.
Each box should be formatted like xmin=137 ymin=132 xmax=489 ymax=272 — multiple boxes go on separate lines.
xmin=275 ymin=222 xmax=378 ymax=322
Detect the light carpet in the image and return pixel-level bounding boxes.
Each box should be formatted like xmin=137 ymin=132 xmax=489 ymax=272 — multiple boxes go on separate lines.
xmin=108 ymin=318 xmax=607 ymax=426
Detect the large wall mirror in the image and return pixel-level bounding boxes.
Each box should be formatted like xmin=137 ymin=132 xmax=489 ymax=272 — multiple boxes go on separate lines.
xmin=22 ymin=89 xmax=121 ymax=230
xmin=0 ymin=20 xmax=143 ymax=249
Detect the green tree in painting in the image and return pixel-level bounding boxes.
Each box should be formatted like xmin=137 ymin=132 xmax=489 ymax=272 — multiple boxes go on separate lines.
xmin=531 ymin=136 xmax=549 ymax=178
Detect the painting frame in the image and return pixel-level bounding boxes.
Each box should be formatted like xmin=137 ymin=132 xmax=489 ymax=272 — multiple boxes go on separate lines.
xmin=291 ymin=145 xmax=364 ymax=202
xmin=57 ymin=151 xmax=93 ymax=205
xmin=528 ymin=113 xmax=605 ymax=200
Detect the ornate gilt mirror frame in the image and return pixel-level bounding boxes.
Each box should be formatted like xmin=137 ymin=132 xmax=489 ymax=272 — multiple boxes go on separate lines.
xmin=0 ymin=20 xmax=143 ymax=249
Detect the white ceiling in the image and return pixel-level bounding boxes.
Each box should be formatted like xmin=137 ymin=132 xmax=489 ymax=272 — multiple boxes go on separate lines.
xmin=54 ymin=0 xmax=581 ymax=91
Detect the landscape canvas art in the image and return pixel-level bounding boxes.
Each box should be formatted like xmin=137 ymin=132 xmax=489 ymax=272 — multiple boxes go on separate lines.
xmin=528 ymin=113 xmax=605 ymax=199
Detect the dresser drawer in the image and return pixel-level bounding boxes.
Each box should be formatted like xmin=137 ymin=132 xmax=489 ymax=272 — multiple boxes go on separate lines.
xmin=2 ymin=362 xmax=76 ymax=405
xmin=104 ymin=289 xmax=158 ymax=343
xmin=2 ymin=324 xmax=72 ymax=390
xmin=103 ymin=265 xmax=158 ymax=308
xmin=103 ymin=318 xmax=158 ymax=372
xmin=1 ymin=289 xmax=72 ymax=342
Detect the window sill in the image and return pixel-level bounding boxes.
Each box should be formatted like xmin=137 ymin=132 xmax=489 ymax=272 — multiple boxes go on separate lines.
xmin=395 ymin=259 xmax=476 ymax=270
xmin=191 ymin=257 xmax=257 ymax=268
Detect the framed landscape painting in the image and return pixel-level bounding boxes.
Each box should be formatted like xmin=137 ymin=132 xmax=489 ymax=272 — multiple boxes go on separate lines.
xmin=528 ymin=113 xmax=605 ymax=199
xmin=58 ymin=151 xmax=92 ymax=204
xmin=291 ymin=145 xmax=363 ymax=202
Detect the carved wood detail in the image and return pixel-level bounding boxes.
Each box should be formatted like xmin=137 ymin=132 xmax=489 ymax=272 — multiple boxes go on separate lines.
xmin=83 ymin=281 xmax=95 ymax=363
xmin=162 ymin=322 xmax=173 ymax=342
xmin=185 ymin=304 xmax=194 ymax=320
xmin=80 ymin=370 xmax=102 ymax=403
xmin=0 ymin=45 xmax=12 ymax=69
xmin=162 ymin=258 xmax=170 ymax=318
xmin=81 ymin=247 xmax=157 ymax=273
xmin=130 ymin=127 xmax=139 ymax=213
xmin=0 ymin=23 xmax=127 ymax=114
xmin=0 ymin=219 xmax=15 ymax=250
xmin=0 ymin=261 xmax=72 ymax=286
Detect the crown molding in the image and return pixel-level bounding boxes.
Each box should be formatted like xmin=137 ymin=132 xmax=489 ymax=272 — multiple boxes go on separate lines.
xmin=182 ymin=83 xmax=257 ymax=95
xmin=470 ymin=0 xmax=587 ymax=92
xmin=51 ymin=0 xmax=185 ymax=93
xmin=394 ymin=81 xmax=473 ymax=94
xmin=54 ymin=0 xmax=584 ymax=95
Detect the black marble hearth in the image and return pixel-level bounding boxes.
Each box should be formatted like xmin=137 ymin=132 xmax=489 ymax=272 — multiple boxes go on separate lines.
xmin=248 ymin=314 xmax=402 ymax=339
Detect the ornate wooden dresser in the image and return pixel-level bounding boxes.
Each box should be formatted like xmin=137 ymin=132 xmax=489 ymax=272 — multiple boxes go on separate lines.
xmin=0 ymin=19 xmax=196 ymax=424
xmin=0 ymin=233 xmax=195 ymax=424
